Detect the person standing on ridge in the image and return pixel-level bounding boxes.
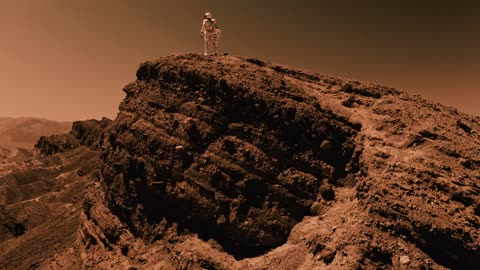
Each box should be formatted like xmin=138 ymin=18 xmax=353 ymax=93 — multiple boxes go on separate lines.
xmin=200 ymin=12 xmax=221 ymax=56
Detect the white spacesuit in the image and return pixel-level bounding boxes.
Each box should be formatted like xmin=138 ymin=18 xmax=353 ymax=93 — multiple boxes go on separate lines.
xmin=200 ymin=12 xmax=221 ymax=56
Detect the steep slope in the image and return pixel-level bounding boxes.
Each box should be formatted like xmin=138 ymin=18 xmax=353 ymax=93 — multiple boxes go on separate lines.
xmin=0 ymin=117 xmax=71 ymax=149
xmin=74 ymin=54 xmax=479 ymax=270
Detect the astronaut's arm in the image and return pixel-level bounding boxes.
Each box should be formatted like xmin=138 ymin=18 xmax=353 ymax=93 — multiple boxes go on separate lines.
xmin=201 ymin=22 xmax=209 ymax=38
xmin=200 ymin=20 xmax=207 ymax=33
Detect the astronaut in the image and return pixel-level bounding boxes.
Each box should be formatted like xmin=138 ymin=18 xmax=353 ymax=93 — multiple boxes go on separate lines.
xmin=200 ymin=12 xmax=221 ymax=56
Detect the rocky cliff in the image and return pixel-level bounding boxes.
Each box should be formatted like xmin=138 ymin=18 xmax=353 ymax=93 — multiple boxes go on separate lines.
xmin=85 ymin=54 xmax=479 ymax=269
xmin=102 ymin=54 xmax=362 ymax=260
xmin=35 ymin=117 xmax=112 ymax=155
xmin=1 ymin=54 xmax=480 ymax=270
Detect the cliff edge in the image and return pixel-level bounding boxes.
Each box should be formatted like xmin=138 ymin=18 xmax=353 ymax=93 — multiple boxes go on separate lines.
xmin=88 ymin=54 xmax=479 ymax=269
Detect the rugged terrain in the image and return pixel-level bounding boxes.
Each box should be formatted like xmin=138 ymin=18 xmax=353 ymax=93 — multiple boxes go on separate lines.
xmin=0 ymin=119 xmax=110 ymax=269
xmin=1 ymin=54 xmax=480 ymax=269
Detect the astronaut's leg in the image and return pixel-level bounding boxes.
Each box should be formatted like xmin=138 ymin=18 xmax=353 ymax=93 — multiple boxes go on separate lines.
xmin=208 ymin=39 xmax=213 ymax=55
xmin=212 ymin=37 xmax=218 ymax=55
xmin=203 ymin=37 xmax=208 ymax=55
xmin=213 ymin=30 xmax=220 ymax=55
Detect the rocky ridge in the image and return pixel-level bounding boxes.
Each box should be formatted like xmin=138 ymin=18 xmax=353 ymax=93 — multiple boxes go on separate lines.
xmin=81 ymin=54 xmax=480 ymax=269
xmin=1 ymin=53 xmax=480 ymax=269
xmin=35 ymin=117 xmax=112 ymax=155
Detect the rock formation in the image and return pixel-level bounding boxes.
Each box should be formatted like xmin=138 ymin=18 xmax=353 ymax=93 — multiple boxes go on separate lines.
xmin=35 ymin=117 xmax=112 ymax=155
xmin=1 ymin=54 xmax=479 ymax=269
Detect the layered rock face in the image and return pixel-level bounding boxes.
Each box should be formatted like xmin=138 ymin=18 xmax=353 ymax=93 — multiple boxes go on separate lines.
xmin=102 ymin=54 xmax=361 ymax=258
xmin=35 ymin=117 xmax=112 ymax=155
xmin=95 ymin=54 xmax=480 ymax=269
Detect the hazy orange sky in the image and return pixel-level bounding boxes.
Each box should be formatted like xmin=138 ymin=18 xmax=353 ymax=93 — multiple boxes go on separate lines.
xmin=0 ymin=1 xmax=479 ymax=121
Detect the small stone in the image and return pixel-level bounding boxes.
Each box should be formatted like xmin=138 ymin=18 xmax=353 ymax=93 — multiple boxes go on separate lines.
xmin=399 ymin=255 xmax=410 ymax=265
xmin=175 ymin=145 xmax=184 ymax=151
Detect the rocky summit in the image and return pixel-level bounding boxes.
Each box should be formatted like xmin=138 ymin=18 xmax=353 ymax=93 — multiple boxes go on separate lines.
xmin=1 ymin=54 xmax=480 ymax=269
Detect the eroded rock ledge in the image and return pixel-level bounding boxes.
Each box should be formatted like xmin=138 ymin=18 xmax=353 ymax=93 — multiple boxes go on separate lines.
xmin=101 ymin=54 xmax=362 ymax=259
xmin=79 ymin=54 xmax=480 ymax=269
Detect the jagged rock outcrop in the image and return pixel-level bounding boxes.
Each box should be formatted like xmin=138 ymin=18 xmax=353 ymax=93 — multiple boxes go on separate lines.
xmin=35 ymin=117 xmax=112 ymax=155
xmin=71 ymin=117 xmax=112 ymax=148
xmin=34 ymin=134 xmax=79 ymax=155
xmin=93 ymin=54 xmax=480 ymax=269
xmin=102 ymin=54 xmax=362 ymax=259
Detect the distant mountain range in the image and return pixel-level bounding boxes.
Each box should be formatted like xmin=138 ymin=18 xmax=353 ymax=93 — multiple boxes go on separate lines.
xmin=0 ymin=117 xmax=71 ymax=149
